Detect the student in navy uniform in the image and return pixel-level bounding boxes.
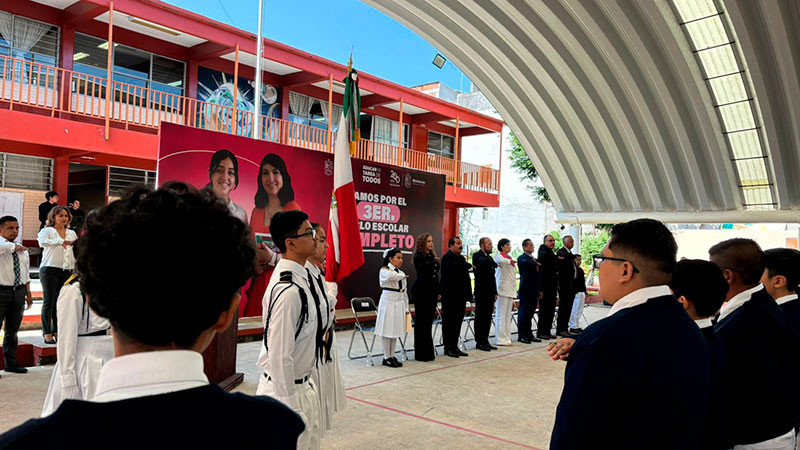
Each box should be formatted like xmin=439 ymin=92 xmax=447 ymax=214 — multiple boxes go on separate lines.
xmin=761 ymin=247 xmax=800 ymax=441
xmin=517 ymin=238 xmax=541 ymax=343
xmin=710 ymin=238 xmax=798 ymax=449
xmin=0 ymin=184 xmax=304 ymax=449
xmin=471 ymin=237 xmax=498 ymax=351
xmin=548 ymin=219 xmax=710 ymax=450
xmin=670 ymin=259 xmax=730 ymax=450
xmin=440 ymin=236 xmax=471 ymax=358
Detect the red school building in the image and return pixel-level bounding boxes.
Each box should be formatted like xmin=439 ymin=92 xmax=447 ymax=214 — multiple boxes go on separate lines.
xmin=0 ymin=0 xmax=503 ymax=251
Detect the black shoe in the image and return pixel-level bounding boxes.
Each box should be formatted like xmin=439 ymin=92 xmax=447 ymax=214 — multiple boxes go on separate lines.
xmin=391 ymin=357 xmax=403 ymax=368
xmin=382 ymin=358 xmax=399 ymax=368
xmin=4 ymin=366 xmax=27 ymax=374
xmin=518 ymin=338 xmax=532 ymax=344
xmin=476 ymin=344 xmax=492 ymax=351
xmin=444 ymin=350 xmax=460 ymax=358
xmin=457 ymin=350 xmax=469 ymax=357
xmin=569 ymin=328 xmax=584 ymax=334
xmin=488 ymin=344 xmax=498 ymax=350
xmin=530 ymin=336 xmax=542 ymax=342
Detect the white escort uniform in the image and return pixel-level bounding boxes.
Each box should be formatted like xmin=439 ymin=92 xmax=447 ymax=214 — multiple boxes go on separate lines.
xmin=306 ymin=262 xmax=346 ymax=435
xmin=257 ymin=258 xmax=320 ymax=450
xmin=494 ymin=253 xmax=516 ymax=346
xmin=42 ymin=277 xmax=114 ymax=416
xmin=374 ymin=266 xmax=409 ymax=338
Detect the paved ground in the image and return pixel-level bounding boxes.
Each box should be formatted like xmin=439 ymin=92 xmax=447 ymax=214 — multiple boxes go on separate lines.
xmin=0 ymin=304 xmax=611 ymax=449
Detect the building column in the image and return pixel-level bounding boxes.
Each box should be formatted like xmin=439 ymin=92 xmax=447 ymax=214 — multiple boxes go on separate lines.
xmin=186 ymin=61 xmax=199 ymax=99
xmin=52 ymin=156 xmax=70 ymax=205
xmin=59 ymin=26 xmax=75 ymax=117
xmin=569 ymin=224 xmax=581 ymax=254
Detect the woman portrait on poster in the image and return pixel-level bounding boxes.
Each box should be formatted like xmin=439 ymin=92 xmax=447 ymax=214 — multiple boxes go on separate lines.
xmin=243 ymin=153 xmax=301 ymax=317
xmin=206 ymin=149 xmax=247 ymax=223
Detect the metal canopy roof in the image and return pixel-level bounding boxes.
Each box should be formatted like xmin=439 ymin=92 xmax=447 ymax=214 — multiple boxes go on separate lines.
xmin=363 ymin=0 xmax=800 ymax=223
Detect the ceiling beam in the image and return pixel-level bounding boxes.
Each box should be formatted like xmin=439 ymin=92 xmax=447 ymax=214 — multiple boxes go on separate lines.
xmin=279 ymin=72 xmax=328 ymax=88
xmin=362 ymin=94 xmax=396 ymax=108
xmin=189 ymin=42 xmax=234 ymax=63
xmin=63 ymin=3 xmax=107 ymax=27
xmin=411 ymin=112 xmax=451 ymax=124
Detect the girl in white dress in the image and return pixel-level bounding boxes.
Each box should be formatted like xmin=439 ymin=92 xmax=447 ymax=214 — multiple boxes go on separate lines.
xmin=374 ymin=248 xmax=409 ymax=368
xmin=494 ymin=238 xmax=517 ymax=346
xmin=41 ymin=276 xmax=114 ymax=416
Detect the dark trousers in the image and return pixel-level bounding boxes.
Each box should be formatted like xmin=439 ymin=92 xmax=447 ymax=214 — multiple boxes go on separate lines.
xmin=40 ymin=267 xmax=71 ymax=335
xmin=556 ymin=287 xmax=576 ymax=333
xmin=474 ymin=294 xmax=494 ymax=345
xmin=0 ymin=287 xmax=26 ymax=368
xmin=441 ymin=296 xmax=466 ymax=352
xmin=517 ymin=293 xmax=538 ymax=340
xmin=538 ymin=288 xmax=557 ymax=337
xmin=412 ymin=290 xmax=437 ymax=361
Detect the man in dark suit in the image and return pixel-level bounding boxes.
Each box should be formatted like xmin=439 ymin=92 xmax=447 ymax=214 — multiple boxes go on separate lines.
xmin=517 ymin=238 xmax=541 ymax=344
xmin=711 ymin=239 xmax=798 ymax=449
xmin=549 ymin=219 xmax=710 ymax=450
xmin=670 ymin=259 xmax=730 ymax=450
xmin=0 ymin=184 xmax=304 ymax=449
xmin=440 ymin=236 xmax=472 ymax=358
xmin=556 ymin=235 xmax=577 ymax=337
xmin=38 ymin=191 xmax=58 ymax=229
xmin=537 ymin=235 xmax=558 ymax=340
xmin=472 ymin=237 xmax=498 ymax=352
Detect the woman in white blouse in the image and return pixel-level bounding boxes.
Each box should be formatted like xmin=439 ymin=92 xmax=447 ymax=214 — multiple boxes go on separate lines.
xmin=41 ymin=276 xmax=114 ymax=416
xmin=494 ymin=238 xmax=517 ymax=346
xmin=374 ymin=248 xmax=409 ymax=368
xmin=38 ymin=206 xmax=78 ymax=344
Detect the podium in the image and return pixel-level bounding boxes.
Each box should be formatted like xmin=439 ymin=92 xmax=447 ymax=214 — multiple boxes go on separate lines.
xmin=202 ymin=316 xmax=243 ymax=391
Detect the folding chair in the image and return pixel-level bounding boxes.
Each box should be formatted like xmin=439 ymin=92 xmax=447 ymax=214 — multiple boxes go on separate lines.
xmin=432 ymin=302 xmax=444 ymax=355
xmin=347 ymin=297 xmax=378 ymax=366
xmin=462 ymin=300 xmax=476 ymax=344
xmin=511 ymin=298 xmax=520 ymax=336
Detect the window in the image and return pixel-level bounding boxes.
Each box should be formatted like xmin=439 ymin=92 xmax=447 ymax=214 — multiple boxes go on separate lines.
xmin=108 ymin=166 xmax=156 ymax=197
xmin=427 ymin=131 xmax=455 ymax=159
xmin=73 ymin=33 xmax=185 ymax=95
xmin=0 ymin=12 xmax=59 ymax=66
xmin=0 ymin=153 xmax=52 ymax=190
xmin=365 ymin=115 xmax=409 ymax=148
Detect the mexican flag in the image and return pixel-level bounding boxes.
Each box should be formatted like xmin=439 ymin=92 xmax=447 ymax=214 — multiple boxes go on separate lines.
xmin=326 ymin=59 xmax=365 ymax=283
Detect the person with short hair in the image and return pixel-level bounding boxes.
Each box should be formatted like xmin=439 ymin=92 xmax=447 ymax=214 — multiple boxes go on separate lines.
xmin=493 ymin=238 xmax=516 ymax=346
xmin=549 ymin=219 xmax=710 ymax=450
xmin=0 ymin=185 xmax=304 ymax=449
xmin=256 ymin=209 xmax=321 ymax=450
xmin=37 ymin=206 xmax=77 ymax=344
xmin=440 ymin=236 xmax=471 ymax=358
xmin=375 ymin=248 xmax=410 ymax=368
xmin=411 ymin=233 xmax=440 ymax=361
xmin=556 ymin=235 xmax=577 ymax=337
xmin=567 ymin=255 xmax=587 ymax=334
xmin=710 ymin=238 xmax=798 ymax=449
xmin=537 ymin=235 xmax=558 ymax=340
xmin=670 ymin=259 xmax=730 ymax=450
xmin=68 ymin=200 xmax=85 ymax=231
xmin=517 ymin=238 xmax=541 ymax=344
xmin=472 ymin=237 xmax=498 ymax=351
xmin=38 ymin=191 xmax=58 ymax=229
xmin=0 ymin=216 xmax=33 ymax=376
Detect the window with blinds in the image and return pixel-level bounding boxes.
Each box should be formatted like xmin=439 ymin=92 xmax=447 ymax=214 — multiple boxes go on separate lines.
xmin=107 ymin=166 xmax=156 ymax=197
xmin=427 ymin=131 xmax=455 ymax=159
xmin=0 ymin=153 xmax=53 ymax=190
xmin=0 ymin=13 xmax=59 ymax=67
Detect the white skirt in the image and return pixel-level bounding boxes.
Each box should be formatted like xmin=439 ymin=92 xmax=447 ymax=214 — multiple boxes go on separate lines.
xmin=374 ymin=292 xmax=407 ymax=338
xmin=41 ymin=335 xmax=114 ymax=416
xmin=311 ymin=330 xmax=348 ymax=435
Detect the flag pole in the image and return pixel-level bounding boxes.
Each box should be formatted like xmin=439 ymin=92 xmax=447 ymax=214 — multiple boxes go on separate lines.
xmin=253 ymin=0 xmax=264 ymax=140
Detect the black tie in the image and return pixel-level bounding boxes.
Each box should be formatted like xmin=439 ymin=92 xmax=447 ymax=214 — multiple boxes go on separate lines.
xmin=12 ymin=252 xmax=20 ymax=287
xmin=305 ymin=268 xmax=325 ymax=363
xmin=394 ymin=267 xmax=403 ymax=291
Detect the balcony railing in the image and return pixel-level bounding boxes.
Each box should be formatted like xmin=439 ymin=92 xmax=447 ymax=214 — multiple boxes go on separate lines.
xmin=0 ymin=54 xmax=499 ymax=194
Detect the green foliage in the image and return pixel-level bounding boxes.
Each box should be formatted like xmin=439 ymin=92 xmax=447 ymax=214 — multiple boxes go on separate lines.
xmin=509 ymin=131 xmax=551 ymax=203
xmin=545 ymin=229 xmax=610 ymax=272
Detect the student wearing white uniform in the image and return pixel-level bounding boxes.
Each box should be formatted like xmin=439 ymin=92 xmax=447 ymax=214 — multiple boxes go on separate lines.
xmin=0 ymin=216 xmax=33 ymax=375
xmin=0 ymin=184 xmax=304 ymax=449
xmin=375 ymin=248 xmax=409 ymax=368
xmin=306 ymin=223 xmax=346 ymax=435
xmin=494 ymin=238 xmax=516 ymax=346
xmin=41 ymin=276 xmax=114 ymax=415
xmin=38 ymin=206 xmax=78 ymax=344
xmin=257 ymin=210 xmax=321 ymax=450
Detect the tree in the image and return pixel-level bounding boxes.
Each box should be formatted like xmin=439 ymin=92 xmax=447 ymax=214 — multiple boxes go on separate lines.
xmin=509 ymin=130 xmax=551 ymax=203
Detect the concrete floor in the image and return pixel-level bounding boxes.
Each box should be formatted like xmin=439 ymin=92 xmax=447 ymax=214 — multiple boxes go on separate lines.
xmin=0 ymin=305 xmax=610 ymax=449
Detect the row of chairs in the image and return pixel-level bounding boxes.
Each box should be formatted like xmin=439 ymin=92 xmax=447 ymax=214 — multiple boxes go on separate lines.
xmin=347 ymin=297 xmax=590 ymax=366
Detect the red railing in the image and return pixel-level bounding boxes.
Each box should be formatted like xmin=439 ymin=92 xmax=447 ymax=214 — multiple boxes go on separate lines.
xmin=0 ymin=54 xmax=499 ymax=193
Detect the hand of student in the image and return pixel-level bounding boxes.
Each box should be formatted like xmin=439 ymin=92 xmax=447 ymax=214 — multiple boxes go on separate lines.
xmin=254 ymin=244 xmax=274 ymax=275
xmin=437 ymin=294 xmax=442 ymax=300
xmin=62 ymin=240 xmax=74 ymax=248
xmin=14 ymin=244 xmax=27 ymax=252
xmin=26 ymin=291 xmax=33 ymax=310
xmin=539 ymin=292 xmax=544 ymax=300
xmin=547 ymin=338 xmax=575 ymax=361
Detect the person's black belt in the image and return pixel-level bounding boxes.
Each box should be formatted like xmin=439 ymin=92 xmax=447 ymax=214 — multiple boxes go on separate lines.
xmin=79 ymin=329 xmax=109 ymax=337
xmin=263 ymin=372 xmax=309 ymax=384
xmin=382 ymin=287 xmax=405 ymax=293
xmin=0 ymin=285 xmax=25 ymax=291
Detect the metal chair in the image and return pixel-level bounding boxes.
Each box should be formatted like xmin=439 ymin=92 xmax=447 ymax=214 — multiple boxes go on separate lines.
xmin=432 ymin=302 xmax=445 ymax=354
xmin=347 ymin=297 xmax=378 ymax=366
xmin=462 ymin=300 xmax=476 ymax=344
xmin=511 ymin=298 xmax=520 ymax=335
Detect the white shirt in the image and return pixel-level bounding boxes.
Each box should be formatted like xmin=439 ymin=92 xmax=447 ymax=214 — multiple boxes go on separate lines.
xmin=0 ymin=236 xmax=30 ymax=286
xmin=694 ymin=318 xmax=714 ymax=329
xmin=607 ymin=285 xmax=673 ymax=317
xmin=92 ymin=350 xmax=208 ymax=402
xmin=717 ymin=284 xmax=764 ymax=322
xmin=306 ymin=262 xmax=334 ymax=331
xmin=494 ymin=252 xmax=517 ymax=298
xmin=775 ymin=293 xmax=798 ymax=306
xmin=37 ymin=227 xmax=78 ymax=270
xmin=57 ymin=281 xmax=111 ymax=388
xmin=257 ymin=258 xmax=318 ymax=410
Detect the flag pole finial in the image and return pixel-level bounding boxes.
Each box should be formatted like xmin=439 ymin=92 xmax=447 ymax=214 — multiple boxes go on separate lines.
xmin=347 ymin=47 xmax=353 ymax=72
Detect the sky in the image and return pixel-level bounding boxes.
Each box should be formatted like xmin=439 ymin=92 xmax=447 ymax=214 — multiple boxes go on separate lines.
xmin=163 ymin=0 xmax=473 ymax=91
